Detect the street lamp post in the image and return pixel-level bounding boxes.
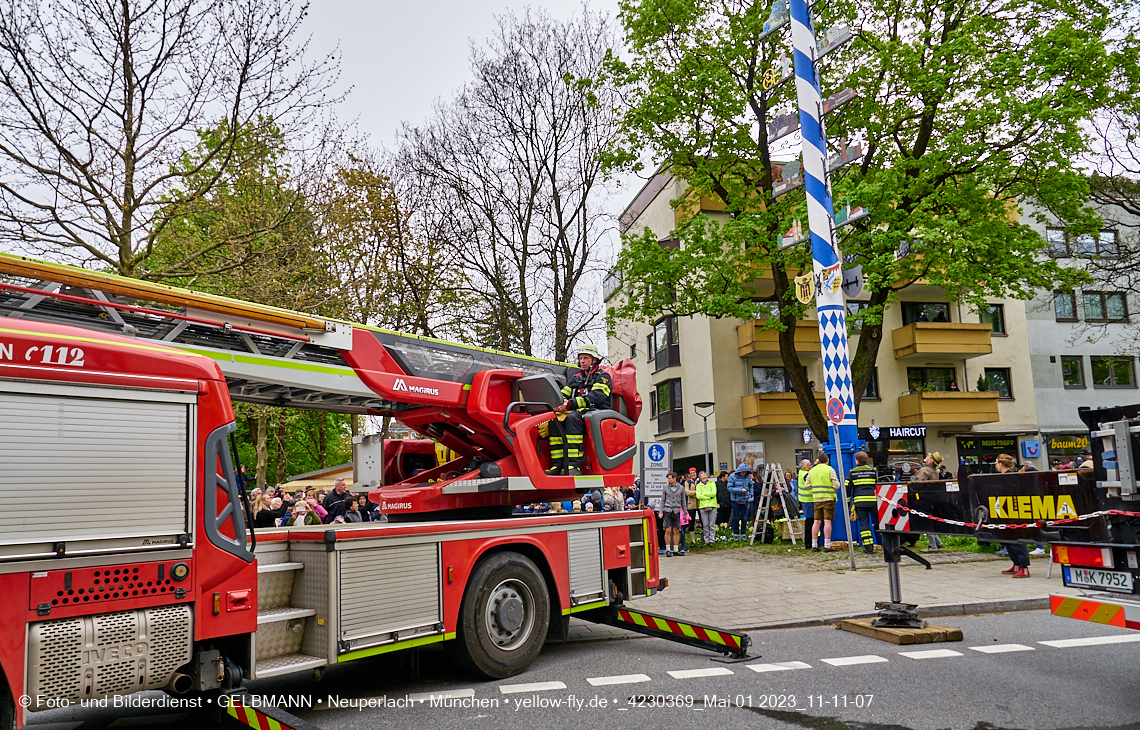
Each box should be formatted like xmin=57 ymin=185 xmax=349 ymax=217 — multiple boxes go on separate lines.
xmin=694 ymin=402 xmax=715 ymax=475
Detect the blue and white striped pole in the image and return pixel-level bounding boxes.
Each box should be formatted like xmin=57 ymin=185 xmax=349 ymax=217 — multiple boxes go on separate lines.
xmin=789 ymin=0 xmax=859 ymax=554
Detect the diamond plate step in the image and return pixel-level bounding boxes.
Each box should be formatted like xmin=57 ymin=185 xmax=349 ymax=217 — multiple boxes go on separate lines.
xmin=254 ymin=653 xmax=327 ymax=679
xmin=258 ymin=561 xmax=304 ymax=573
xmin=257 ymin=606 xmax=317 ymax=626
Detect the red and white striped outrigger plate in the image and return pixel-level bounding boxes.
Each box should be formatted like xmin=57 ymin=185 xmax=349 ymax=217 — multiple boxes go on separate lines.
xmin=876 ymin=483 xmax=910 ymax=531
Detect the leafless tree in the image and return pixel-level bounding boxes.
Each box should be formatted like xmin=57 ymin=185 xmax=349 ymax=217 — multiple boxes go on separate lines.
xmin=0 ymin=0 xmax=340 ymax=276
xmin=395 ymin=7 xmax=620 ymax=361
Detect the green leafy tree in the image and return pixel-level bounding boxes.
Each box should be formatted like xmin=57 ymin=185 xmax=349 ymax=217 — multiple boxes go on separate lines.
xmin=605 ymin=0 xmax=1101 ymax=437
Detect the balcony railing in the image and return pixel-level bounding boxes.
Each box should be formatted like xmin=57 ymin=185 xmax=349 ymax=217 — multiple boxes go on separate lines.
xmin=897 ymin=391 xmax=1000 ymax=426
xmin=742 ymin=391 xmax=825 ymax=428
xmin=892 ymin=322 xmax=993 ymax=359
xmin=738 ymin=320 xmax=820 ymax=358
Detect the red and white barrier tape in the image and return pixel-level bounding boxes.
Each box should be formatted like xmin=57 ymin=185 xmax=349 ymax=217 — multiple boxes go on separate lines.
xmin=892 ymin=503 xmax=1140 ymax=530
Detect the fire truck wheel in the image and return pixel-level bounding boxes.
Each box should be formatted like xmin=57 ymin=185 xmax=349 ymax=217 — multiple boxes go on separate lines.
xmin=457 ymin=552 xmax=550 ymax=678
xmin=0 ymin=684 xmax=13 ymax=730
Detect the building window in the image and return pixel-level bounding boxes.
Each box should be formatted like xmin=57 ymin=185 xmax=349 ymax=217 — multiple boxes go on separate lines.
xmin=1047 ymin=228 xmax=1118 ymax=258
xmin=649 ymin=316 xmax=680 ymax=372
xmin=907 ymin=366 xmax=957 ymax=392
xmin=1061 ymin=356 xmax=1084 ymax=388
xmin=1054 ymin=291 xmax=1077 ymax=321
xmin=984 ymin=368 xmax=1013 ymax=399
xmin=1091 ymin=356 xmax=1136 ymax=388
xmin=1083 ymin=291 xmax=1129 ymax=323
xmin=979 ymin=304 xmax=1006 ymax=334
xmin=901 ymin=302 xmax=950 ymax=325
xmin=752 ymin=366 xmax=790 ymax=394
xmin=630 ymin=343 xmax=636 ymax=359
xmin=846 ymin=301 xmax=868 ymax=334
xmin=652 ymin=379 xmax=684 ymax=434
xmin=862 ymin=368 xmax=880 ymax=400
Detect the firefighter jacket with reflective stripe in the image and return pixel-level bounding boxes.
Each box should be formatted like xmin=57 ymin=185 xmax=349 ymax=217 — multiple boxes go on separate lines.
xmin=808 ymin=463 xmax=838 ymax=503
xmin=562 ymin=366 xmax=612 ymax=412
xmin=847 ymin=464 xmax=878 ymax=504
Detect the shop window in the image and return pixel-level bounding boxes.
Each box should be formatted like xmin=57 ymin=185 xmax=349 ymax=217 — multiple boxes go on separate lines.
xmin=984 ymin=368 xmax=1013 ymax=399
xmin=653 ymin=379 xmax=684 ymax=434
xmin=979 ymin=304 xmax=1005 ymax=334
xmin=1053 ymin=291 xmax=1077 ymax=321
xmin=1061 ymin=356 xmax=1084 ymax=388
xmin=902 ymin=302 xmax=950 ymax=325
xmin=1091 ymin=356 xmax=1136 ymax=388
xmin=649 ymin=316 xmax=680 ymax=372
xmin=1083 ymin=291 xmax=1129 ymax=323
xmin=907 ymin=366 xmax=956 ymax=392
xmin=752 ymin=366 xmax=790 ymax=394
xmin=862 ymin=368 xmax=880 ymax=400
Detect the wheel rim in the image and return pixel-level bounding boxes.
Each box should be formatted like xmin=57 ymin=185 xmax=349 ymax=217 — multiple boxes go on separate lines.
xmin=483 ymin=578 xmax=535 ymax=651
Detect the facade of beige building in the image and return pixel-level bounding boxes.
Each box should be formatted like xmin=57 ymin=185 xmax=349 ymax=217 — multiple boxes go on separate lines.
xmin=607 ymin=172 xmax=1047 ymax=479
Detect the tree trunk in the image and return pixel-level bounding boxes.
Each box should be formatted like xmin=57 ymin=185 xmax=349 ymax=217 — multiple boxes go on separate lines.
xmin=255 ymin=412 xmax=268 ymax=489
xmin=276 ymin=413 xmax=287 ymax=485
xmin=849 ymin=288 xmax=892 ymax=411
xmin=318 ymin=413 xmax=328 ymax=469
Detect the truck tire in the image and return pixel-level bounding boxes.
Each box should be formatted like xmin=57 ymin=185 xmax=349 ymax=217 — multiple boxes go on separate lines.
xmin=0 ymin=684 xmax=14 ymax=730
xmin=457 ymin=552 xmax=550 ymax=679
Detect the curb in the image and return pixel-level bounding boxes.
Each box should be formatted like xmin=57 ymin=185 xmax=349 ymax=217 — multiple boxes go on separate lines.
xmin=728 ymin=596 xmax=1052 ymax=632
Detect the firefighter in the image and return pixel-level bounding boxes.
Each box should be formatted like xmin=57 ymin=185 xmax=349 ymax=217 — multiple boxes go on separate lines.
xmin=846 ymin=451 xmax=878 ymax=555
xmin=544 ymin=344 xmax=612 ymax=475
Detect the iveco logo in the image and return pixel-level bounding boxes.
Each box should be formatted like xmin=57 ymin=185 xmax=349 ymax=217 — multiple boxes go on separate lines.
xmin=392 ymin=378 xmax=439 ymax=396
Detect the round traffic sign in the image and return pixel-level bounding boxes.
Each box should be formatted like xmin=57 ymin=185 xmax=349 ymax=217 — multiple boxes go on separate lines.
xmin=826 ymin=397 xmax=845 ymax=424
xmin=648 ymin=444 xmax=665 ymax=462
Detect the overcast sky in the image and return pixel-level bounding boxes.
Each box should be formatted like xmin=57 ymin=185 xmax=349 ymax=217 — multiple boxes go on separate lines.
xmin=302 ymin=0 xmax=620 ymax=151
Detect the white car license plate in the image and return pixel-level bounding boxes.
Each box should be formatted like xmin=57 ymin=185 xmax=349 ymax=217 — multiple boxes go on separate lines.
xmin=1064 ymin=566 xmax=1134 ymax=593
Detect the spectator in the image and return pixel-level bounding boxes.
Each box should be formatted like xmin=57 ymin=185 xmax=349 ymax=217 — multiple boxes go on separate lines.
xmin=716 ymin=471 xmax=730 ymax=527
xmin=783 ymin=470 xmax=802 ymax=517
xmin=937 ymin=463 xmax=951 ymax=480
xmin=1079 ymin=454 xmax=1094 ymax=469
xmin=696 ymin=470 xmax=718 ymax=546
xmin=343 ymin=498 xmax=362 ymax=523
xmin=323 ymin=497 xmax=349 ymax=524
xmin=626 ymin=497 xmax=636 ymax=510
xmin=913 ymin=452 xmax=944 ymax=549
xmin=584 ymin=502 xmax=595 ymax=512
xmin=995 ymin=453 xmax=1031 ymax=577
xmin=727 ymin=463 xmax=752 ymax=540
xmin=748 ymin=469 xmax=763 ymax=526
xmin=255 ymin=497 xmax=286 ymax=528
xmin=682 ymin=471 xmax=698 ymax=553
xmin=325 ymin=478 xmax=351 ymax=509
xmin=306 ymin=497 xmax=327 ymax=521
xmin=572 ymin=501 xmax=583 ymax=512
xmin=798 ymin=459 xmax=815 ymax=550
xmin=662 ymin=471 xmax=686 ymax=557
xmin=947 ymin=380 xmax=960 ymax=391
xmin=807 ymin=452 xmax=839 ymax=552
xmin=354 ymin=494 xmax=375 ymax=522
xmin=289 ymin=501 xmax=321 ymax=527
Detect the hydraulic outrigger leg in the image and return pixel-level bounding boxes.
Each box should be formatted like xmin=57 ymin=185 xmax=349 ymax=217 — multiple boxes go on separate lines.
xmin=580 ymin=605 xmax=753 ymax=661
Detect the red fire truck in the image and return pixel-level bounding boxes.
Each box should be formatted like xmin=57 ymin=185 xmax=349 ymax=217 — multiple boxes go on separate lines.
xmin=0 ymin=254 xmax=749 ymax=728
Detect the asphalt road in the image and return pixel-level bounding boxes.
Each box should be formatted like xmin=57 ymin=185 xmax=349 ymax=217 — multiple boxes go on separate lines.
xmin=26 ymin=610 xmax=1140 ymax=730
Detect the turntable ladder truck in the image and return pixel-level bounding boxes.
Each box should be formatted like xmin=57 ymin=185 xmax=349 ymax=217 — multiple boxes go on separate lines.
xmin=0 ymin=254 xmax=749 ymax=728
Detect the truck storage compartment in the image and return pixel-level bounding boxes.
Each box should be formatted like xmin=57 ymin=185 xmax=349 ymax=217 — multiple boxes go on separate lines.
xmin=0 ymin=381 xmax=193 ymax=559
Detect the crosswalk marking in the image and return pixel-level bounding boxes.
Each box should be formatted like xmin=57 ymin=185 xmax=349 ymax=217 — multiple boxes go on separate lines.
xmin=406 ymin=688 xmax=476 ymax=702
xmin=667 ymin=667 xmax=734 ymax=679
xmin=969 ymin=644 xmax=1034 ymax=654
xmin=499 ymin=681 xmax=567 ymax=694
xmin=1039 ymin=634 xmax=1140 ymax=648
xmin=746 ymin=661 xmax=812 ymax=673
xmin=821 ymin=655 xmax=889 ymax=667
xmin=587 ymin=673 xmax=652 ymax=686
xmin=898 ymin=648 xmax=963 ymax=660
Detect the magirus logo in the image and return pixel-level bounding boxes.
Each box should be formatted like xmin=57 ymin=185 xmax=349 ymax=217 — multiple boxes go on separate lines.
xmin=392 ymin=378 xmax=439 ymax=396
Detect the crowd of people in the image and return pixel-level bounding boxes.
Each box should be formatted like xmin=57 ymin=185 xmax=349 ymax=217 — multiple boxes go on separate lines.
xmin=247 ymin=478 xmax=387 ymax=528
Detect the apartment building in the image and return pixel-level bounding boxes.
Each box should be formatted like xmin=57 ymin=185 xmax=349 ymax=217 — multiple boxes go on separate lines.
xmin=608 ymin=171 xmax=1045 ymax=479
xmin=1022 ymin=200 xmax=1140 ymax=467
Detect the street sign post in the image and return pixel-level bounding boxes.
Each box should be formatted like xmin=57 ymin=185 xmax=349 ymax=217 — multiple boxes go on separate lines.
xmin=640 ymin=441 xmax=672 ymax=511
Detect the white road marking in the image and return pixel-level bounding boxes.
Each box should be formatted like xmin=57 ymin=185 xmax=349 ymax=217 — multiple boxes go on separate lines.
xmin=746 ymin=661 xmax=813 ymax=673
xmin=499 ymin=681 xmax=567 ymax=694
xmin=821 ymin=655 xmax=889 ymax=667
xmin=899 ymin=648 xmax=964 ymax=659
xmin=667 ymin=667 xmax=735 ymax=679
xmin=405 ymin=688 xmax=476 ymax=703
xmin=1040 ymin=634 xmax=1140 ymax=648
xmin=587 ymin=673 xmax=652 ymax=686
xmin=969 ymin=644 xmax=1035 ymax=654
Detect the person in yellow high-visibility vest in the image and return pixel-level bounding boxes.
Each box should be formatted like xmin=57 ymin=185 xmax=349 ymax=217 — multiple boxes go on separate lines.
xmin=806 ymin=453 xmax=839 ymax=552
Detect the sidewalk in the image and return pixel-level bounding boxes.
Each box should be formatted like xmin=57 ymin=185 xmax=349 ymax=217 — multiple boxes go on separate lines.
xmin=565 ymin=547 xmax=1054 ymax=641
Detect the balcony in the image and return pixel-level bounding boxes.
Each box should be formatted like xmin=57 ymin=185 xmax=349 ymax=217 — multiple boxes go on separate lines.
xmin=897 ymin=391 xmax=1000 ymax=426
xmin=742 ymin=392 xmax=825 ymax=427
xmin=738 ymin=320 xmax=820 ymax=358
xmin=892 ymin=322 xmax=993 ymax=359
